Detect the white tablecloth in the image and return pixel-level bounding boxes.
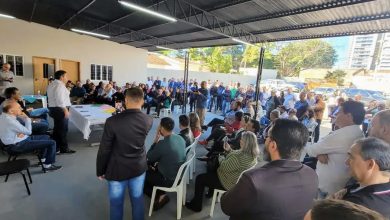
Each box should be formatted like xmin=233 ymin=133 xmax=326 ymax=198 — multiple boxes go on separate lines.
xmin=69 ymin=104 xmax=115 ymax=140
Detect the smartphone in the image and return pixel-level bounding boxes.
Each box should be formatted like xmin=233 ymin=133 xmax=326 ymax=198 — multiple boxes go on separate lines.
xmin=223 ymin=136 xmax=228 ymax=143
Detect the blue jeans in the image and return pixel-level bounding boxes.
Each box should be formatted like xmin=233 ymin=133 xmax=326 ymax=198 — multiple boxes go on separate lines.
xmin=12 ymin=135 xmax=56 ymax=165
xmin=108 ymin=172 xmax=146 ymax=220
xmin=30 ymin=108 xmax=49 ymax=120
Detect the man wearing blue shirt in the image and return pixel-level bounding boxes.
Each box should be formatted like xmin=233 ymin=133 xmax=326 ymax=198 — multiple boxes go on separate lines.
xmin=0 ymin=100 xmax=61 ymax=171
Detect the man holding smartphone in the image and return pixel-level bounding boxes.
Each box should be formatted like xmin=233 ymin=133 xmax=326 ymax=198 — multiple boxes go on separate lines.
xmin=0 ymin=63 xmax=14 ymax=96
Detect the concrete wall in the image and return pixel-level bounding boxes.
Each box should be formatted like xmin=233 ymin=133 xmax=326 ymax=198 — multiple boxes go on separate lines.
xmin=147 ymin=68 xmax=277 ymax=86
xmin=0 ymin=18 xmax=147 ymax=94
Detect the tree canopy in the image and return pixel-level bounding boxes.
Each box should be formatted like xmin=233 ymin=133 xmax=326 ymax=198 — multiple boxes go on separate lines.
xmin=274 ymin=39 xmax=337 ymax=78
xmin=156 ymin=39 xmax=336 ymax=75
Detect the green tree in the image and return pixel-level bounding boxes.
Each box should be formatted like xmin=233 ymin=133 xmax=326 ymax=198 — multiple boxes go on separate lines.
xmin=274 ymin=39 xmax=337 ymax=78
xmin=205 ymin=47 xmax=233 ymax=73
xmin=325 ymin=69 xmax=347 ymax=86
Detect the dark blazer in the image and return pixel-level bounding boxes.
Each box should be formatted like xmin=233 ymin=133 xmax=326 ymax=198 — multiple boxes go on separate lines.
xmin=96 ymin=109 xmax=153 ymax=181
xmin=343 ymin=182 xmax=390 ymax=218
xmin=179 ymin=128 xmax=193 ymax=147
xmin=221 ymin=160 xmax=318 ymax=220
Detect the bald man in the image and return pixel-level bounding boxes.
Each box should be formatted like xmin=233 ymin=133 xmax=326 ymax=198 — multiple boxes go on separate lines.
xmin=0 ymin=100 xmax=61 ymax=171
xmin=0 ymin=63 xmax=14 ymax=96
xmin=369 ymin=109 xmax=390 ymax=144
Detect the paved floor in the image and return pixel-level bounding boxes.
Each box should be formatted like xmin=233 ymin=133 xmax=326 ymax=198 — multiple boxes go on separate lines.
xmin=0 ymin=109 xmax=331 ymax=220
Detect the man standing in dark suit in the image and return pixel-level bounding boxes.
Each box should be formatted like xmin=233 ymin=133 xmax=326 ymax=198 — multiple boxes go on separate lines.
xmin=96 ymin=87 xmax=153 ymax=220
xmin=221 ymin=119 xmax=318 ymax=220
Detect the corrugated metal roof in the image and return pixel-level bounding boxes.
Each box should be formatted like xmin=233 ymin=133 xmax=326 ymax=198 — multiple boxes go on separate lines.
xmin=0 ymin=0 xmax=389 ymax=51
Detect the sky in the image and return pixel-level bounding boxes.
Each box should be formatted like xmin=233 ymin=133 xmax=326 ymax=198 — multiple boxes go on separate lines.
xmin=324 ymin=36 xmax=351 ymax=68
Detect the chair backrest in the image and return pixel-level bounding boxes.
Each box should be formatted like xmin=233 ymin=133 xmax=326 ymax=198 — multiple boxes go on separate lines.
xmin=171 ymin=149 xmax=195 ymax=188
xmin=169 ymin=98 xmax=175 ymax=109
xmin=237 ymin=161 xmax=258 ymax=183
xmin=185 ymin=139 xmax=198 ymax=155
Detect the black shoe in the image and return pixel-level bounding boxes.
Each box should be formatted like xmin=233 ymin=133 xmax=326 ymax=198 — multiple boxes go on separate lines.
xmin=45 ymin=164 xmax=62 ymax=171
xmin=153 ymin=196 xmax=170 ymax=211
xmin=205 ymin=191 xmax=213 ymax=199
xmin=185 ymin=202 xmax=202 ymax=212
xmin=60 ymin=149 xmax=76 ymax=154
xmin=196 ymin=156 xmax=209 ymax=162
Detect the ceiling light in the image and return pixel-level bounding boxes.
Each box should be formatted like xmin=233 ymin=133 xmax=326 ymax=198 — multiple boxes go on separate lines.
xmin=71 ymin=28 xmax=110 ymax=38
xmin=0 ymin=13 xmax=15 ymax=19
xmin=118 ymin=1 xmax=177 ymax=22
xmin=156 ymin=46 xmax=176 ymax=51
xmin=232 ymin=38 xmax=255 ymax=46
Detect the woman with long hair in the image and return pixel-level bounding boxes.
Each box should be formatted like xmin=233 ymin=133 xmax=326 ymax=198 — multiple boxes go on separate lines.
xmin=185 ymin=131 xmax=259 ymax=212
xmin=189 ymin=112 xmax=202 ymax=138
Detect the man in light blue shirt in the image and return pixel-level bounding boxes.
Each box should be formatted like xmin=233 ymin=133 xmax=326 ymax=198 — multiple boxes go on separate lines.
xmin=0 ymin=100 xmax=61 ymax=171
xmin=283 ymin=87 xmax=297 ymax=111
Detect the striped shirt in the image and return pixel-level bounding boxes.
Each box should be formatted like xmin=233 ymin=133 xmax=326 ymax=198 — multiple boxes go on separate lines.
xmin=217 ymin=150 xmax=257 ymax=190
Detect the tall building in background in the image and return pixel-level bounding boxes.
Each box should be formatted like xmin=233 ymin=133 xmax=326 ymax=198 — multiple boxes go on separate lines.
xmin=347 ymin=34 xmax=377 ymax=69
xmin=377 ymin=33 xmax=390 ymax=71
xmin=347 ymin=33 xmax=390 ymax=71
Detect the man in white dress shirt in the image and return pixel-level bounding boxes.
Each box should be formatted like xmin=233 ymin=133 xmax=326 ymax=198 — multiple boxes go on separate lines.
xmin=305 ymin=100 xmax=365 ymax=197
xmin=0 ymin=63 xmax=14 ymax=97
xmin=47 ymin=70 xmax=75 ymax=154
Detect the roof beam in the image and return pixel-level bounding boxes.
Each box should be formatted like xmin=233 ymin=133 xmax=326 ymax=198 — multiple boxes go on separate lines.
xmin=251 ymin=13 xmax=390 ymax=36
xmin=127 ymin=0 xmax=374 ymax=42
xmin=91 ymin=0 xmax=169 ymax=32
xmin=132 ymin=0 xmax=251 ymax=33
xmin=29 ymin=0 xmax=38 ymax=22
xmin=232 ymin=0 xmax=374 ymax=25
xmin=262 ymin=28 xmax=390 ymax=43
xmin=115 ymin=0 xmax=258 ymax=46
xmin=133 ymin=13 xmax=390 ymax=47
xmin=58 ymin=0 xmax=96 ymax=29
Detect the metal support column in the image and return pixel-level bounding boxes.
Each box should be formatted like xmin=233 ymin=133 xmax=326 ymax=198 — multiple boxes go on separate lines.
xmin=254 ymin=46 xmax=265 ymax=119
xmin=182 ymin=51 xmax=190 ymax=114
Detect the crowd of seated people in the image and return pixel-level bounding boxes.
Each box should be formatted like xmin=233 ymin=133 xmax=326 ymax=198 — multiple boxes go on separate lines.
xmin=3 ymin=74 xmax=390 ymax=220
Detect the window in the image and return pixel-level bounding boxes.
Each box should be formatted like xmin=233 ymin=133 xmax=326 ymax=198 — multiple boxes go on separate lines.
xmin=108 ymin=66 xmax=113 ymax=81
xmin=91 ymin=64 xmax=96 ymax=80
xmin=102 ymin=65 xmax=107 ymax=81
xmin=96 ymin=65 xmax=101 ymax=80
xmin=0 ymin=53 xmax=24 ymax=76
xmin=90 ymin=64 xmax=113 ymax=81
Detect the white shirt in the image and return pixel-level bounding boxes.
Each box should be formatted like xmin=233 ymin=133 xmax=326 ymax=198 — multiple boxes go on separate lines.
xmin=161 ymin=81 xmax=168 ymax=88
xmin=147 ymin=80 xmax=153 ymax=88
xmin=0 ymin=113 xmax=31 ymax=145
xmin=305 ymin=125 xmax=364 ymax=194
xmin=283 ymin=93 xmax=296 ymax=109
xmin=0 ymin=70 xmax=14 ymax=89
xmin=47 ymin=80 xmax=71 ymax=108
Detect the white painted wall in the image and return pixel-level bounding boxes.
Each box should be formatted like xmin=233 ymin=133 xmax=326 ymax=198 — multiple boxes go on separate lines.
xmin=147 ymin=68 xmax=277 ymax=86
xmin=0 ymin=18 xmax=147 ymax=94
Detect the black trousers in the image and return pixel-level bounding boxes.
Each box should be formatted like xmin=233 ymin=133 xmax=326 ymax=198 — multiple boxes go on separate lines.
xmin=144 ymin=169 xmax=173 ymax=200
xmin=146 ymin=101 xmax=158 ymax=114
xmin=314 ymin=119 xmax=322 ymax=143
xmin=189 ymin=172 xmax=225 ymax=211
xmin=216 ymin=96 xmax=223 ymax=111
xmin=48 ymin=107 xmax=69 ymax=151
xmin=207 ymin=118 xmax=224 ymax=127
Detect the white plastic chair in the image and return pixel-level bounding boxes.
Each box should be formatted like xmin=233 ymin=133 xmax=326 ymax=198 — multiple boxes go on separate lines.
xmin=182 ymin=147 xmax=196 ymax=206
xmin=209 ymin=161 xmax=258 ymax=217
xmin=148 ymin=149 xmax=195 ymax=219
xmin=160 ymin=98 xmax=175 ymax=117
xmin=185 ymin=138 xmax=199 ymax=183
